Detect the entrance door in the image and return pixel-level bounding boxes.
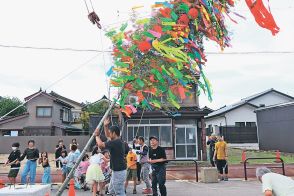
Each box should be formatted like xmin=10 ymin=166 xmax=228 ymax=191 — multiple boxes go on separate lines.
xmin=175 ymin=125 xmax=198 ymax=159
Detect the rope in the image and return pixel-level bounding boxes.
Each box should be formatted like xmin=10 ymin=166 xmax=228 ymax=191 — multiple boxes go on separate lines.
xmin=83 ymin=0 xmax=90 ymax=13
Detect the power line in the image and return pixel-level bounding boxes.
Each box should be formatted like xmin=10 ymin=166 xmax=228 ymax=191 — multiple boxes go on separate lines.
xmin=1 ymin=44 xmax=293 ymax=55
xmin=0 ymin=53 xmax=101 ymax=120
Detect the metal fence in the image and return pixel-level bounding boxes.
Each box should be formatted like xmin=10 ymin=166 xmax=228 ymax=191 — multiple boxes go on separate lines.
xmin=220 ymin=126 xmax=258 ymax=143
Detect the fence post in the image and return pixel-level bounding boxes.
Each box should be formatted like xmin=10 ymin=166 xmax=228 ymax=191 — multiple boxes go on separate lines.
xmin=244 ymin=159 xmax=248 ymax=181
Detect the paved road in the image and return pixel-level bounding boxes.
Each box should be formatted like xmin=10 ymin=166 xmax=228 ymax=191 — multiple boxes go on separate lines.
xmin=51 ymin=179 xmax=262 ymax=196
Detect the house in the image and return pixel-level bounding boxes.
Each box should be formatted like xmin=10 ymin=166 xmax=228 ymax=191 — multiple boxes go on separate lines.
xmin=90 ymin=85 xmax=210 ymax=160
xmin=0 ymin=89 xmax=83 ymax=137
xmin=255 ymin=101 xmax=294 ymax=153
xmin=205 ymin=89 xmax=294 ymax=143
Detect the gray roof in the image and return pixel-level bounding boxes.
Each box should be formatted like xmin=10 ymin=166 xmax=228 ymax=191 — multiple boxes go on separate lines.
xmin=255 ymin=101 xmax=294 ymax=112
xmin=205 ymin=88 xmax=294 ymax=119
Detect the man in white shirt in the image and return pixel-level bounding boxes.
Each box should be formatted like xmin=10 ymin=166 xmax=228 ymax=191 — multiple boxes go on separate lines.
xmin=256 ymin=167 xmax=294 ymax=196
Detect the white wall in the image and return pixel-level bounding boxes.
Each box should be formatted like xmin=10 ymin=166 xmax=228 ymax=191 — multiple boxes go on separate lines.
xmin=225 ymin=104 xmax=256 ymax=125
xmin=249 ymin=91 xmax=292 ymax=107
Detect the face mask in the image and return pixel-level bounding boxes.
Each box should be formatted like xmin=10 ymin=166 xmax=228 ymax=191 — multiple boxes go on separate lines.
xmin=12 ymin=147 xmax=17 ymax=151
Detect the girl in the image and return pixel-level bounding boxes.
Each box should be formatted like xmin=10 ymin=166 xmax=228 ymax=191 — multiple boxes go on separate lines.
xmin=77 ymin=154 xmax=90 ymax=191
xmin=5 ymin=142 xmax=21 ymax=186
xmin=19 ymin=140 xmax=39 ymax=184
xmin=86 ymin=147 xmax=105 ymax=196
xmin=101 ymin=150 xmax=111 ymax=195
xmin=38 ymin=152 xmax=51 ymax=184
xmin=56 ymin=150 xmax=68 ymax=183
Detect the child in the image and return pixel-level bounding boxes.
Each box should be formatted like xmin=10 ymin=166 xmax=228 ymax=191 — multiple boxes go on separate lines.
xmin=5 ymin=142 xmax=21 ymax=185
xmin=38 ymin=152 xmax=51 ymax=184
xmin=125 ymin=146 xmax=137 ymax=194
xmin=67 ymin=144 xmax=81 ymax=189
xmin=101 ymin=150 xmax=111 ymax=194
xmin=86 ymin=147 xmax=105 ymax=196
xmin=77 ymin=154 xmax=90 ymax=191
xmin=56 ymin=150 xmax=68 ymax=183
xmin=19 ymin=140 xmax=39 ymax=184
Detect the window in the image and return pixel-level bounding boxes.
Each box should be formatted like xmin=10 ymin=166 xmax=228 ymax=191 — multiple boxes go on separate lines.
xmin=126 ymin=118 xmax=172 ymax=147
xmin=235 ymin=122 xmax=245 ymax=127
xmin=63 ymin=108 xmax=71 ymax=122
xmin=246 ymin=122 xmax=256 ymax=127
xmin=36 ymin=107 xmax=52 ymax=117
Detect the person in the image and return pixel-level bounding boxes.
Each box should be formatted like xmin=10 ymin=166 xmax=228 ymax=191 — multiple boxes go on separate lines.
xmin=213 ymin=136 xmax=229 ymax=181
xmin=55 ymin=139 xmax=67 ymax=168
xmin=206 ymin=134 xmax=217 ymax=167
xmin=38 ymin=152 xmax=51 ymax=184
xmin=86 ymin=146 xmax=105 ymax=196
xmin=133 ymin=137 xmax=141 ymax=185
xmin=256 ymin=167 xmax=294 ymax=196
xmin=125 ymin=146 xmax=137 ymax=194
xmin=19 ymin=140 xmax=39 ymax=184
xmin=55 ymin=150 xmax=68 ymax=183
xmin=95 ymin=117 xmax=127 ymax=196
xmin=69 ymin=138 xmax=79 ymax=150
xmin=148 ymin=136 xmax=167 ymax=196
xmin=66 ymin=144 xmax=81 ymax=188
xmin=101 ymin=150 xmax=111 ymax=194
xmin=4 ymin=142 xmax=21 ymax=185
xmin=137 ymin=136 xmax=152 ymax=194
xmin=77 ymin=154 xmax=90 ymax=191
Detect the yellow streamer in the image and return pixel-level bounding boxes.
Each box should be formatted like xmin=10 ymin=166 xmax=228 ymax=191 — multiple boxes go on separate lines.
xmin=152 ymin=39 xmax=188 ymax=62
xmin=201 ymin=5 xmax=211 ymax=23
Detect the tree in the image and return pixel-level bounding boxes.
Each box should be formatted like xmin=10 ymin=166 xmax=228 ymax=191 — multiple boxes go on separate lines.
xmin=0 ymin=97 xmax=27 ymax=117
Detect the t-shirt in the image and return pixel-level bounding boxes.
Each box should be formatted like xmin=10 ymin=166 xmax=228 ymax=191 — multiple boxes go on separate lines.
xmin=215 ymin=141 xmax=227 ymax=160
xmin=19 ymin=148 xmax=39 ymax=161
xmin=105 ymin=139 xmax=126 ymax=171
xmin=55 ymin=145 xmax=67 ymax=158
xmin=78 ymin=161 xmax=90 ymax=174
xmin=57 ymin=156 xmax=68 ymax=166
xmin=8 ymin=150 xmax=21 ymax=168
xmin=262 ymin=173 xmax=294 ymax=196
xmin=139 ymin=144 xmax=149 ymax=164
xmin=90 ymin=153 xmax=104 ymax=165
xmin=126 ymin=152 xmax=137 ymax=169
xmin=149 ymin=146 xmax=167 ymax=166
xmin=67 ymin=150 xmax=80 ymax=168
xmin=134 ymin=144 xmax=141 ymax=162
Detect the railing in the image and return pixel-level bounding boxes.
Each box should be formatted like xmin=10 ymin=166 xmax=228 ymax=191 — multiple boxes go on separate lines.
xmin=244 ymin=157 xmax=285 ymax=180
xmin=166 ymin=159 xmax=198 ymax=182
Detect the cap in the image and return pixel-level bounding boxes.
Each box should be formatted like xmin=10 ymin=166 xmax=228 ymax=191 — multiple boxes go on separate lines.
xmin=149 ymin=136 xmax=159 ymax=141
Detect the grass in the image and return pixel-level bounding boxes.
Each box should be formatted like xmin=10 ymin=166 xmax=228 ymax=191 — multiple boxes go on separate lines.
xmin=228 ymin=148 xmax=294 ymax=164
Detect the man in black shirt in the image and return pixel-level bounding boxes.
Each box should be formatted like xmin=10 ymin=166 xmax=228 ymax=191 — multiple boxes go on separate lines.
xmin=148 ymin=136 xmax=167 ymax=196
xmin=55 ymin=139 xmax=67 ymax=168
xmin=95 ymin=117 xmax=127 ymax=196
xmin=207 ymin=134 xmax=217 ymax=167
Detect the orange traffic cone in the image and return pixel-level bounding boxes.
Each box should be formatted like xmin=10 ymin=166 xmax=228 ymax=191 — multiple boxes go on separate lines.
xmin=0 ymin=179 xmax=4 ymax=189
xmin=241 ymin=150 xmax=247 ymax=163
xmin=44 ymin=193 xmax=50 ymax=196
xmin=68 ymin=178 xmax=75 ymax=196
xmin=275 ymin=150 xmax=281 ymax=163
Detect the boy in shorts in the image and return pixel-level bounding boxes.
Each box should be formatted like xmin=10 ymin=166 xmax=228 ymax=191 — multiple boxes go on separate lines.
xmin=125 ymin=146 xmax=137 ymax=194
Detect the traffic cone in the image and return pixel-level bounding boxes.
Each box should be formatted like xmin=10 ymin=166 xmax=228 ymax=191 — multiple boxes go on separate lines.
xmin=241 ymin=150 xmax=247 ymax=163
xmin=0 ymin=179 xmax=4 ymax=189
xmin=44 ymin=193 xmax=50 ymax=196
xmin=275 ymin=150 xmax=281 ymax=163
xmin=68 ymin=179 xmax=75 ymax=196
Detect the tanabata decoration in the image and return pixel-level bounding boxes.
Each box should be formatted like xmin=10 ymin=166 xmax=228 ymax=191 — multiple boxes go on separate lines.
xmin=106 ymin=0 xmax=279 ymax=117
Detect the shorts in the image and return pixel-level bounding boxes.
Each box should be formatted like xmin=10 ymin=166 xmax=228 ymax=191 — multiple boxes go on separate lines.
xmin=216 ymin=159 xmax=228 ymax=174
xmin=103 ymin=171 xmax=111 ymax=183
xmin=126 ymin=169 xmax=137 ymax=181
xmin=8 ymin=168 xmax=19 ymax=178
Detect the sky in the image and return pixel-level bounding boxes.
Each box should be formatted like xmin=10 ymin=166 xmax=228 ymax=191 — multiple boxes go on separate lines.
xmin=0 ymin=0 xmax=294 ymax=110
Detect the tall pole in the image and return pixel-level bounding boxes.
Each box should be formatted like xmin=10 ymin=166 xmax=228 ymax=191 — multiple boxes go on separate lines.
xmin=56 ymin=87 xmax=124 ymax=196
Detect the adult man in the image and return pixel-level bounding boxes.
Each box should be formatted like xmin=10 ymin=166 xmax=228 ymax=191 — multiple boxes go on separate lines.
xmin=95 ymin=118 xmax=127 ymax=196
xmin=55 ymin=139 xmax=67 ymax=168
xmin=206 ymin=134 xmax=217 ymax=167
xmin=148 ymin=136 xmax=167 ymax=196
xmin=256 ymin=167 xmax=294 ymax=196
xmin=213 ymin=136 xmax=228 ymax=181
xmin=137 ymin=136 xmax=152 ymax=194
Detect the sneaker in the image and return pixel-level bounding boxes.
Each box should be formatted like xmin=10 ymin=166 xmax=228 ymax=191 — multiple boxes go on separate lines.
xmin=220 ymin=176 xmax=224 ymax=181
xmin=224 ymin=177 xmax=229 ymax=181
xmin=133 ymin=189 xmax=137 ymax=194
xmin=142 ymin=188 xmax=152 ymax=195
